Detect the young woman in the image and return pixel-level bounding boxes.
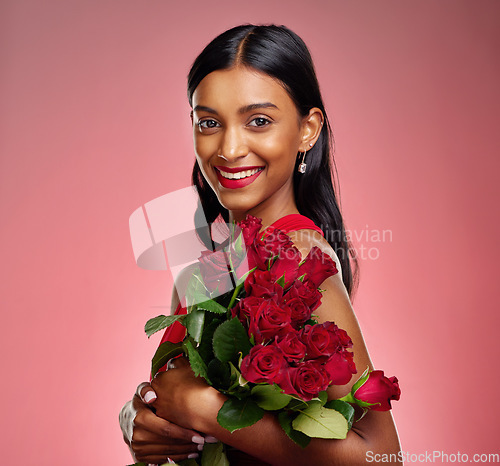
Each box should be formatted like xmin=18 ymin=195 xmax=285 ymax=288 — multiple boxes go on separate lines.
xmin=120 ymin=24 xmax=401 ymax=465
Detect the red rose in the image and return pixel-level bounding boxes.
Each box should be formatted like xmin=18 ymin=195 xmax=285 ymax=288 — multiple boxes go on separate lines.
xmin=276 ymin=332 xmax=307 ymax=362
xmin=269 ymin=246 xmax=302 ymax=289
xmin=248 ymin=301 xmax=293 ymax=344
xmin=301 ymin=322 xmax=341 ymax=360
xmin=238 ymin=215 xmax=262 ymax=247
xmin=284 ymin=297 xmax=312 ymax=329
xmin=198 ymin=249 xmax=233 ymax=294
xmin=231 ymin=296 xmax=264 ymax=326
xmin=353 ymin=370 xmax=401 ymax=411
xmin=244 ymin=270 xmax=283 ymax=302
xmin=283 ymin=279 xmax=322 ymax=312
xmin=246 ymin=227 xmax=294 ymax=271
xmin=260 ymin=227 xmax=294 ymax=258
xmin=297 ymin=246 xmax=338 ymax=287
xmin=278 ymin=360 xmax=330 ymax=401
xmin=240 ymin=344 xmax=287 ymax=384
xmin=324 ymin=350 xmax=357 ymax=385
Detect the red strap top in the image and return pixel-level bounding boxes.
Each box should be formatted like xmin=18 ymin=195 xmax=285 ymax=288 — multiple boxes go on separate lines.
xmin=264 ymin=213 xmax=324 ymax=237
xmin=157 ymin=214 xmax=323 ymax=347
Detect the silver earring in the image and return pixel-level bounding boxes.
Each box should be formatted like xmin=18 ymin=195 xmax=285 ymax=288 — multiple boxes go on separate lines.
xmin=298 ymin=144 xmax=313 ymax=174
xmin=298 ymin=151 xmax=307 ymax=173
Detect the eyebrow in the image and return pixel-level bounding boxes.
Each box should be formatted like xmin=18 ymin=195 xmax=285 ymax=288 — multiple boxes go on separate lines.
xmin=193 ymin=102 xmax=279 ymax=115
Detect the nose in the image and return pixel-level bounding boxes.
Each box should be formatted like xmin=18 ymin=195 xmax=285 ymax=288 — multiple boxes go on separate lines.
xmin=219 ymin=126 xmax=249 ymax=162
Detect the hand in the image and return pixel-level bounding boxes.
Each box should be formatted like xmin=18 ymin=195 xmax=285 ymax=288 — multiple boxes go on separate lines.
xmin=150 ymin=357 xmax=223 ymax=432
xmin=119 ymin=382 xmax=217 ymax=464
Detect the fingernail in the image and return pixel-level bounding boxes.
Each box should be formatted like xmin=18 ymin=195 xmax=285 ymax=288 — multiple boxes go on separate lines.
xmin=192 ymin=434 xmax=205 ymax=444
xmin=188 ymin=453 xmax=199 ymax=459
xmin=197 ymin=443 xmax=204 ymax=451
xmin=204 ymin=435 xmax=219 ymax=443
xmin=167 ymin=459 xmax=176 ymax=464
xmin=144 ymin=391 xmax=157 ymax=403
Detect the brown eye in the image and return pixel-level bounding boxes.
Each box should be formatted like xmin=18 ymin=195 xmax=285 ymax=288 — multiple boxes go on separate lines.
xmin=197 ymin=119 xmax=220 ymax=131
xmin=248 ymin=117 xmax=271 ymax=127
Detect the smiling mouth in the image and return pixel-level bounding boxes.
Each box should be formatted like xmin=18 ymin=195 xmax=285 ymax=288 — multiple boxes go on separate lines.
xmin=216 ymin=167 xmax=264 ymax=180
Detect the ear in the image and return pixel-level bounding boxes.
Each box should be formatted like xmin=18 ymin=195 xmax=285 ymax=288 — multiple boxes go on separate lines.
xmin=299 ymin=107 xmax=324 ymax=151
xmin=190 ymin=110 xmax=194 ymax=125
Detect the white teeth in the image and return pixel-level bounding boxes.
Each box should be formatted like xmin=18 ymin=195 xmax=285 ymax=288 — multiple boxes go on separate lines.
xmin=218 ymin=168 xmax=262 ymax=180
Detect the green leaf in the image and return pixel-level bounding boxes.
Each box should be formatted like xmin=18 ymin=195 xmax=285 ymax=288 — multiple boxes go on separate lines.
xmin=144 ymin=314 xmax=185 ymax=337
xmin=186 ymin=308 xmax=205 ymax=343
xmin=351 ymin=366 xmax=371 ymax=393
xmin=316 ymin=390 xmax=328 ymax=406
xmin=201 ymin=442 xmax=230 ymax=466
xmin=184 ymin=339 xmax=210 ymax=382
xmin=286 ymin=397 xmax=309 ymax=411
xmin=197 ymin=299 xmax=228 ymax=314
xmin=276 ymin=274 xmax=286 ymax=288
xmin=197 ymin=316 xmax=222 ymax=363
xmin=251 ymin=384 xmax=292 ymax=411
xmin=277 ymin=411 xmax=311 ymax=448
xmin=151 ymin=341 xmax=184 ymax=378
xmin=325 ymin=399 xmax=355 ymax=430
xmin=207 ymin=359 xmax=231 ymax=390
xmin=213 ymin=318 xmax=252 ymax=363
xmin=292 ymin=403 xmax=349 ymax=439
xmin=185 ymin=269 xmax=209 ymax=308
xmin=217 ymin=397 xmax=264 ymax=432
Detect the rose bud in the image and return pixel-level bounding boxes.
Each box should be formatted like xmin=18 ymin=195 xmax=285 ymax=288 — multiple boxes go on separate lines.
xmin=240 ymin=344 xmax=287 ymax=385
xmin=238 ymin=215 xmax=262 ymax=246
xmin=351 ymin=370 xmax=401 ymax=411
xmin=297 ymin=246 xmax=338 ymax=287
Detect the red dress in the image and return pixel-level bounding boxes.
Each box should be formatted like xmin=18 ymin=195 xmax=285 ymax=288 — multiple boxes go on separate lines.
xmin=157 ymin=214 xmax=323 ymax=465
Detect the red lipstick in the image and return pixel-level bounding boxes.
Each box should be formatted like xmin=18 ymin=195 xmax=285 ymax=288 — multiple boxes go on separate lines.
xmin=214 ymin=166 xmax=264 ymax=189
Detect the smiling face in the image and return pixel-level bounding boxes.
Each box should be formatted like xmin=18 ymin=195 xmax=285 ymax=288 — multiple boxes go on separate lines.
xmin=191 ymin=65 xmax=315 ymax=224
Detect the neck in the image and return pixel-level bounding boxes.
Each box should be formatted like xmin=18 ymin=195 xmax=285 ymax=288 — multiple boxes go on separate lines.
xmin=228 ymin=198 xmax=300 ymax=230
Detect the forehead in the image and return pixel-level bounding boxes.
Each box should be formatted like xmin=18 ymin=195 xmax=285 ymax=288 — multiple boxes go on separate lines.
xmin=192 ymin=66 xmax=296 ymax=112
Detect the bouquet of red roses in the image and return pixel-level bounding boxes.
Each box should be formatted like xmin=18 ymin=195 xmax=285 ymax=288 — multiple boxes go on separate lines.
xmin=142 ymin=216 xmax=400 ymax=466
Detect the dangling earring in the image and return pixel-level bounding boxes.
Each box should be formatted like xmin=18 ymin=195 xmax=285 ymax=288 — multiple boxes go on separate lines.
xmin=298 ymin=151 xmax=307 ymax=173
xmin=298 ymin=143 xmax=313 ymax=174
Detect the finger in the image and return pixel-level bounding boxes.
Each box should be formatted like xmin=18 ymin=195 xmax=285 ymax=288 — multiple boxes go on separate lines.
xmin=132 ymin=438 xmax=203 ymax=455
xmin=119 ymin=400 xmax=137 ymax=444
xmin=136 ymin=381 xmax=157 ymax=404
xmin=134 ymin=404 xmax=204 ymax=444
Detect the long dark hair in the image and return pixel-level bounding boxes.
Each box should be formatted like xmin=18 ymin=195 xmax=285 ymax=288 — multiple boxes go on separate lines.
xmin=187 ymin=24 xmax=359 ymax=298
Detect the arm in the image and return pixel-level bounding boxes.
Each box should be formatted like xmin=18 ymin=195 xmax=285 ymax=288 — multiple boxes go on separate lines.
xmin=151 ymin=231 xmax=402 ymax=465
xmin=120 ymin=264 xmax=215 ymax=464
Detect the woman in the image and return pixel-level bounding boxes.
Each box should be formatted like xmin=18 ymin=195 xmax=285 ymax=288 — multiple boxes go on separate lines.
xmin=120 ymin=24 xmax=401 ymax=465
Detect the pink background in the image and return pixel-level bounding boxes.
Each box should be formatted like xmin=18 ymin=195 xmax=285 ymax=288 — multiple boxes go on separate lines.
xmin=1 ymin=0 xmax=499 ymax=463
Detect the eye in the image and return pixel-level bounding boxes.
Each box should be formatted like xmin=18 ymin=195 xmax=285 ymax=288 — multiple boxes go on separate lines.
xmin=248 ymin=117 xmax=272 ymax=127
xmin=197 ymin=119 xmax=220 ymax=131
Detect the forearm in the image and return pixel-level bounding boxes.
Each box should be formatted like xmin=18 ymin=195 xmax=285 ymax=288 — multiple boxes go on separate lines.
xmin=191 ymin=389 xmax=401 ymax=466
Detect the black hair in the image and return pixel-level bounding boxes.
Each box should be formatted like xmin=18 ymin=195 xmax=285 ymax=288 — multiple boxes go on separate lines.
xmin=187 ymin=24 xmax=359 ymax=298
